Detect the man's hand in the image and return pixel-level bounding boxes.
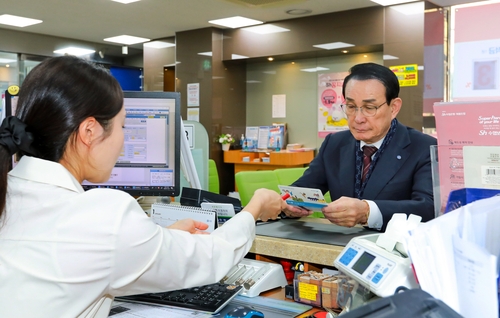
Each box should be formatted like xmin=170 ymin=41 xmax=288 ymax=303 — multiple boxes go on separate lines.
xmin=167 ymin=218 xmax=210 ymax=234
xmin=281 ymin=204 xmax=313 ymax=218
xmin=321 ymin=196 xmax=369 ymax=227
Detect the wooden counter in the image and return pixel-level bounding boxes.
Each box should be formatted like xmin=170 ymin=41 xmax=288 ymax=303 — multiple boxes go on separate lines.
xmin=223 ymin=149 xmax=314 ymax=174
xmin=249 ymin=217 xmax=345 ymax=272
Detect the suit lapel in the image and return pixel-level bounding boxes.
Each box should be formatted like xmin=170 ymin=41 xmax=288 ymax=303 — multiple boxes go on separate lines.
xmin=363 ymin=123 xmax=410 ymax=198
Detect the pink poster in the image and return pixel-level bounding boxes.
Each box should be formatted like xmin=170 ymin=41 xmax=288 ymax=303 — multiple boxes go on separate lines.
xmin=317 ymin=72 xmax=349 ymax=138
xmin=434 ymin=100 xmax=500 ymax=212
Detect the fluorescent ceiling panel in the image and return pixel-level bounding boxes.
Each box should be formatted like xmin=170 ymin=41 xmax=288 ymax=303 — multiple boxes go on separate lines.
xmin=383 ymin=54 xmax=399 ymax=60
xmin=300 ymin=67 xmax=330 ymax=72
xmin=231 ymin=54 xmax=249 ymax=60
xmin=104 ymin=35 xmax=150 ymax=45
xmin=144 ymin=41 xmax=175 ymax=48
xmin=0 ymin=58 xmax=17 ymax=63
xmin=209 ymin=16 xmax=263 ymax=28
xmin=0 ymin=14 xmax=42 ymax=27
xmin=54 ymin=47 xmax=95 ymax=56
xmin=112 ymin=0 xmax=141 ymax=3
xmin=242 ymin=24 xmax=290 ymax=34
xmin=390 ymin=2 xmax=424 ymax=14
xmin=371 ymin=0 xmax=416 ymax=5
xmin=198 ymin=52 xmax=213 ymax=56
xmin=313 ymin=42 xmax=354 ymax=50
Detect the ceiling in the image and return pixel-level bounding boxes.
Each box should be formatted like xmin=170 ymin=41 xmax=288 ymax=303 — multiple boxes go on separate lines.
xmin=0 ymin=0 xmax=490 ymax=50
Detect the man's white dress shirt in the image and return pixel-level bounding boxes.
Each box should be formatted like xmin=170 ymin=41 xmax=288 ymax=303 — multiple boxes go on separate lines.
xmin=0 ymin=156 xmax=256 ymax=317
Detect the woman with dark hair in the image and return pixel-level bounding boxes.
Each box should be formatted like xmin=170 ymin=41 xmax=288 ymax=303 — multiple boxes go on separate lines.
xmin=0 ymin=56 xmax=285 ymax=317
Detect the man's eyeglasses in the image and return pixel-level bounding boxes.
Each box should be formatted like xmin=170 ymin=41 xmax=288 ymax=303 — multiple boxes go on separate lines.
xmin=341 ymin=101 xmax=388 ymax=117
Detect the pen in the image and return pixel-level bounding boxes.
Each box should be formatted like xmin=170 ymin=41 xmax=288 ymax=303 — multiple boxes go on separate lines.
xmin=281 ymin=193 xmax=290 ymax=200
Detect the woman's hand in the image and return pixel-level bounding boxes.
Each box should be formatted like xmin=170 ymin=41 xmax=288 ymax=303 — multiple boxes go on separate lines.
xmin=167 ymin=218 xmax=210 ymax=234
xmin=244 ymin=188 xmax=287 ymax=221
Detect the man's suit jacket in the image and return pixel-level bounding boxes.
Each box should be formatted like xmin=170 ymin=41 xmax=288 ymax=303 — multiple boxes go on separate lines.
xmin=293 ymin=121 xmax=437 ymax=231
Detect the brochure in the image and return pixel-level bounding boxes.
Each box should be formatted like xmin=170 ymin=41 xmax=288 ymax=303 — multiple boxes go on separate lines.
xmin=278 ymin=185 xmax=328 ymax=211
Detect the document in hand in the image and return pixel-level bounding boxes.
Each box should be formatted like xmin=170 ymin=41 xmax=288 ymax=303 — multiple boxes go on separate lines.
xmin=278 ymin=185 xmax=328 ymax=211
xmin=405 ymin=195 xmax=500 ymax=318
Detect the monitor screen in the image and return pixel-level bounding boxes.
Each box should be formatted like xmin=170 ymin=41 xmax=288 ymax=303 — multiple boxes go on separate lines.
xmin=82 ymin=91 xmax=181 ymax=197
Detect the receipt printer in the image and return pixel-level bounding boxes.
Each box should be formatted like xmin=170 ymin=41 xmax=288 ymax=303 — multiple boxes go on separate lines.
xmin=334 ymin=214 xmax=421 ymax=297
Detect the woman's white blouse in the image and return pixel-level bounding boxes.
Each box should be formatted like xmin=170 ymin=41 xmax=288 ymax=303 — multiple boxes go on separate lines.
xmin=0 ymin=156 xmax=256 ymax=317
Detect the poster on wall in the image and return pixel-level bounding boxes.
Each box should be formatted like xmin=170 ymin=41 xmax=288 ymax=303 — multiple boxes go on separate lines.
xmin=317 ymin=72 xmax=349 ymax=138
xmin=187 ymin=83 xmax=200 ymax=107
xmin=452 ymin=2 xmax=500 ymax=101
xmin=389 ymin=64 xmax=418 ymax=87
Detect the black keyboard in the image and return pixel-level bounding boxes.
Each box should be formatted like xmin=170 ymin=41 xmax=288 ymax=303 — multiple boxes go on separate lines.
xmin=116 ymin=283 xmax=242 ymax=314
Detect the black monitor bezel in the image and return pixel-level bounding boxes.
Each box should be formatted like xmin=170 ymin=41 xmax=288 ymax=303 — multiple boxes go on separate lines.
xmin=83 ymin=91 xmax=181 ymax=197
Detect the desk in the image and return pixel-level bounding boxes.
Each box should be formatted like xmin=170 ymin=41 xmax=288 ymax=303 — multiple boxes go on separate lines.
xmin=223 ymin=150 xmax=314 ymax=174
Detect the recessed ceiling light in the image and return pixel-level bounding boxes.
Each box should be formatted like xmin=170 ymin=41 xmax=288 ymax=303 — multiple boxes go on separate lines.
xmin=242 ymin=24 xmax=290 ymax=34
xmin=390 ymin=2 xmax=424 ymax=15
xmin=232 ymin=54 xmax=249 ymax=60
xmin=209 ymin=16 xmax=263 ymax=29
xmin=313 ymin=42 xmax=354 ymax=50
xmin=104 ymin=35 xmax=150 ymax=45
xmin=0 ymin=14 xmax=42 ymax=27
xmin=54 ymin=47 xmax=95 ymax=56
xmin=300 ymin=67 xmax=330 ymax=73
xmin=198 ymin=52 xmax=213 ymax=56
xmin=370 ymin=0 xmax=416 ymax=6
xmin=383 ymin=54 xmax=399 ymax=60
xmin=144 ymin=41 xmax=175 ymax=48
xmin=342 ymin=50 xmax=349 ymax=54
xmin=112 ymin=0 xmax=140 ymax=3
xmin=268 ymin=57 xmax=274 ymax=61
xmin=286 ymin=9 xmax=312 ymax=15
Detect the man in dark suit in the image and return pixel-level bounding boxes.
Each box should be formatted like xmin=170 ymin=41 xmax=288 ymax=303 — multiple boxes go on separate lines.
xmin=283 ymin=63 xmax=437 ymax=231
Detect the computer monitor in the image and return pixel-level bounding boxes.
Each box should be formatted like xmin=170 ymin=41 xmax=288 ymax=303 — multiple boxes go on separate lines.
xmin=82 ymin=91 xmax=181 ymax=197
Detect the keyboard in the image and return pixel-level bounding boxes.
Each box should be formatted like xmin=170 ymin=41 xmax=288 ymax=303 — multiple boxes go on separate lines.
xmin=116 ymin=282 xmax=242 ymax=314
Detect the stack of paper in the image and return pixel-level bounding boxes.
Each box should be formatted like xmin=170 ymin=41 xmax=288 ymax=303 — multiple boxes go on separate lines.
xmin=406 ymin=196 xmax=500 ymax=318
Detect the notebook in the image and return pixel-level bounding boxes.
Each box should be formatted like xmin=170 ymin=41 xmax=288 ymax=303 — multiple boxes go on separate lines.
xmin=201 ymin=202 xmax=235 ymax=225
xmin=151 ymin=203 xmax=217 ymax=232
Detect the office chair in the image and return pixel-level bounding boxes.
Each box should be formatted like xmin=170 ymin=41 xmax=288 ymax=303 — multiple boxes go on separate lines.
xmin=208 ymin=159 xmax=220 ymax=194
xmin=235 ymin=170 xmax=280 ymax=206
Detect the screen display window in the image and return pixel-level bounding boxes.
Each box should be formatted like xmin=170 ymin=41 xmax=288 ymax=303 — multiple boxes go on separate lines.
xmin=82 ymin=92 xmax=180 ymax=196
xmin=351 ymin=252 xmax=376 ymax=275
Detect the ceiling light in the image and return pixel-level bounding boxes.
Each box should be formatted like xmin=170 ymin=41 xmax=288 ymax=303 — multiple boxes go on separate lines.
xmin=342 ymin=50 xmax=349 ymax=54
xmin=104 ymin=35 xmax=150 ymax=45
xmin=112 ymin=0 xmax=140 ymax=3
xmin=370 ymin=0 xmax=416 ymax=6
xmin=54 ymin=47 xmax=95 ymax=56
xmin=0 ymin=58 xmax=16 ymax=63
xmin=198 ymin=52 xmax=213 ymax=56
xmin=390 ymin=2 xmax=424 ymax=15
xmin=144 ymin=41 xmax=175 ymax=48
xmin=242 ymin=24 xmax=290 ymax=34
xmin=313 ymin=42 xmax=354 ymax=50
xmin=268 ymin=57 xmax=274 ymax=61
xmin=286 ymin=9 xmax=312 ymax=15
xmin=300 ymin=67 xmax=330 ymax=73
xmin=0 ymin=14 xmax=42 ymax=27
xmin=383 ymin=54 xmax=399 ymax=60
xmin=232 ymin=54 xmax=249 ymax=60
xmin=209 ymin=16 xmax=263 ymax=29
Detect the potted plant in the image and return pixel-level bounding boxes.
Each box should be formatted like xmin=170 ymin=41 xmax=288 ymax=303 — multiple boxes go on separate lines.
xmin=219 ymin=133 xmax=235 ymax=151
